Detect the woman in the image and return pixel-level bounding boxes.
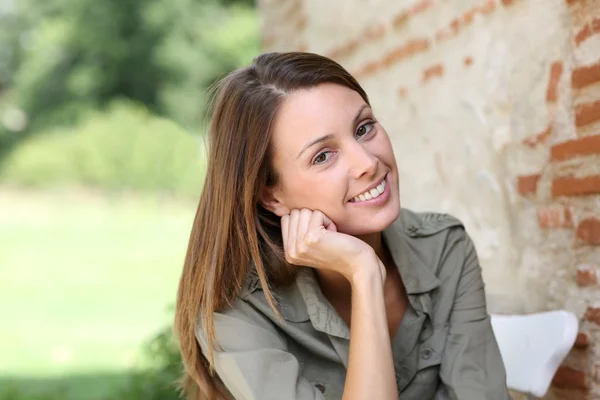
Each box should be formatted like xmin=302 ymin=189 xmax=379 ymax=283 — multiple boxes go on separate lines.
xmin=174 ymin=52 xmax=510 ymax=400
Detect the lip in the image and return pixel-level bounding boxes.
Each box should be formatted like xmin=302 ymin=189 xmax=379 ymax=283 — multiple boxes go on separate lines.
xmin=348 ymin=173 xmax=389 ymax=204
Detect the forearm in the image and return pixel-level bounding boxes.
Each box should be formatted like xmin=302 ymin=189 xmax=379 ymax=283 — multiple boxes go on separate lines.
xmin=342 ymin=265 xmax=398 ymax=400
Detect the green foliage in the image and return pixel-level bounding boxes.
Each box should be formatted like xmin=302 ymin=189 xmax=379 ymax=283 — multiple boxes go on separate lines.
xmin=115 ymin=326 xmax=183 ymax=400
xmin=151 ymin=1 xmax=261 ymax=129
xmin=0 ymin=0 xmax=258 ymax=396
xmin=1 ymin=100 xmax=207 ymax=197
xmin=0 ymin=0 xmax=259 ymax=158
xmin=0 ymin=326 xmax=183 ymax=400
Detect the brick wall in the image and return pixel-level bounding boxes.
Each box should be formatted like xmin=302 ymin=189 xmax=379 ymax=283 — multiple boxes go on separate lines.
xmin=257 ymin=0 xmax=600 ymax=397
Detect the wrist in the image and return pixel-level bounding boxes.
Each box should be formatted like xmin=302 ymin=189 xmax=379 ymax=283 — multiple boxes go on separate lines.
xmin=346 ymin=250 xmax=383 ymax=286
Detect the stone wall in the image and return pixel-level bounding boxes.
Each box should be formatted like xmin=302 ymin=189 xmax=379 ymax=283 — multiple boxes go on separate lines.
xmin=257 ymin=0 xmax=600 ymax=397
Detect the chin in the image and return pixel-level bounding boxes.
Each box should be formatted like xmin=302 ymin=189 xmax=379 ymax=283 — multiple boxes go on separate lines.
xmin=338 ymin=198 xmax=401 ymax=236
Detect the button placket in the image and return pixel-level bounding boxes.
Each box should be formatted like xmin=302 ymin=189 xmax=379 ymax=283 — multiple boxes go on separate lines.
xmin=420 ymin=348 xmax=432 ymax=360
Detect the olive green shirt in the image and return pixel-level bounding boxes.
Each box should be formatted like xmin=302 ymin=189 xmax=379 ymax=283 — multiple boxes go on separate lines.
xmin=196 ymin=209 xmax=511 ymax=400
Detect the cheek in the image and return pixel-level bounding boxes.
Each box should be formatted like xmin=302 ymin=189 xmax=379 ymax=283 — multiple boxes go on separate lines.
xmin=376 ymin=133 xmax=397 ymax=169
xmin=283 ymin=175 xmax=345 ymax=209
xmin=379 ymin=130 xmax=396 ymax=156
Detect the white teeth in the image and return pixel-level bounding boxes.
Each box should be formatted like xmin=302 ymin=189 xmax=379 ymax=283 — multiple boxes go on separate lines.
xmin=351 ymin=178 xmax=386 ymax=203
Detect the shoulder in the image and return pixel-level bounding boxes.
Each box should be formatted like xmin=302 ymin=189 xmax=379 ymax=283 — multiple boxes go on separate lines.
xmin=396 ymin=208 xmax=473 ymax=278
xmin=399 ymin=208 xmax=465 ymax=238
xmin=195 ymin=296 xmax=288 ymax=354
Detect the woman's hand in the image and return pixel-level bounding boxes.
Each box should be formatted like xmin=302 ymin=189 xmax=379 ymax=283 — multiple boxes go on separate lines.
xmin=281 ymin=208 xmax=385 ymax=283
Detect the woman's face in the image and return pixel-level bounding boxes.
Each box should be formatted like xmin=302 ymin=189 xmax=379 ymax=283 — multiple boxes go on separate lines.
xmin=263 ymin=82 xmax=401 ymax=236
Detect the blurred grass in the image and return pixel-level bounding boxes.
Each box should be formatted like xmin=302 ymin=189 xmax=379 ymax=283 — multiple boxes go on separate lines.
xmin=0 ymin=188 xmax=196 ymax=398
xmin=0 ymin=373 xmax=130 ymax=400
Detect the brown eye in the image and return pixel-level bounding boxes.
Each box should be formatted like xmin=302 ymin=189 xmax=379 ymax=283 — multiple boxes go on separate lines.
xmin=313 ymin=151 xmax=332 ymax=165
xmin=356 ymin=122 xmax=374 ymax=139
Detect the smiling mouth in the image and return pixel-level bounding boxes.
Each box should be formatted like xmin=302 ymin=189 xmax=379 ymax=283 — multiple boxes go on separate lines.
xmin=349 ymin=176 xmax=386 ymax=203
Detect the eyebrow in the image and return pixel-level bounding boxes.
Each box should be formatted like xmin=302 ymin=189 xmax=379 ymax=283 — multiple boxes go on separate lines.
xmin=296 ymin=104 xmax=371 ymax=159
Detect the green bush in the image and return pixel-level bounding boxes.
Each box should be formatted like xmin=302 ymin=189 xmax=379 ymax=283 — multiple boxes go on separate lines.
xmin=0 ymin=100 xmax=207 ymax=197
xmin=115 ymin=325 xmax=183 ymax=400
xmin=0 ymin=0 xmax=259 ymax=157
xmin=0 ymin=325 xmax=183 ymax=400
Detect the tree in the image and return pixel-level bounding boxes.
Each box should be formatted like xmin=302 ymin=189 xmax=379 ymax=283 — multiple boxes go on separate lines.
xmin=0 ymin=0 xmax=258 ymax=161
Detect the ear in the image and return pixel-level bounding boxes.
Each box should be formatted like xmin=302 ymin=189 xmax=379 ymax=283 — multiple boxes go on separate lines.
xmin=259 ymin=185 xmax=290 ymax=217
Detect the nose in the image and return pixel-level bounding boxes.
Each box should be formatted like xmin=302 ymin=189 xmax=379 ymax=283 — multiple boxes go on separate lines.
xmin=347 ymin=141 xmax=378 ymax=179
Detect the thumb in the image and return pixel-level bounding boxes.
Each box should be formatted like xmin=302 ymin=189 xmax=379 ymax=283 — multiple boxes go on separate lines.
xmin=322 ymin=214 xmax=337 ymax=232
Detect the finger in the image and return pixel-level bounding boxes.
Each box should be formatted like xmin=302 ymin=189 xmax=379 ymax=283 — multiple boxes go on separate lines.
xmin=287 ymin=209 xmax=300 ymax=258
xmin=323 ymin=214 xmax=337 ymax=232
xmin=311 ymin=210 xmax=336 ymax=233
xmin=280 ymin=214 xmax=290 ymax=254
xmin=297 ymin=208 xmax=312 ymax=242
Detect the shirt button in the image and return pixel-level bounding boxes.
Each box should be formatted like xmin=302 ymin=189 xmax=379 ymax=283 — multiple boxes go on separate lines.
xmin=421 ymin=348 xmax=432 ymax=360
xmin=407 ymin=225 xmax=418 ymax=234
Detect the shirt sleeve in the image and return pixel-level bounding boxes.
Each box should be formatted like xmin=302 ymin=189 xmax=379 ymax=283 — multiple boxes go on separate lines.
xmin=436 ymin=231 xmax=512 ymax=400
xmin=195 ymin=298 xmax=325 ymax=400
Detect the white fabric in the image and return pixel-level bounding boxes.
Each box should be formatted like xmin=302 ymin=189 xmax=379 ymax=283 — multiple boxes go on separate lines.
xmin=491 ymin=311 xmax=578 ymax=397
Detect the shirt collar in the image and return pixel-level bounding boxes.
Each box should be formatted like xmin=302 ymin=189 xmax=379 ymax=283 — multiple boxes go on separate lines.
xmin=291 ymin=210 xmax=441 ymax=338
xmin=382 ymin=211 xmax=441 ymax=295
xmin=295 ymin=268 xmax=351 ymax=339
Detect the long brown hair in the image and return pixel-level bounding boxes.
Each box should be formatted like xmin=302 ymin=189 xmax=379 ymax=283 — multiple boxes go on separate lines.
xmin=174 ymin=52 xmax=369 ymax=399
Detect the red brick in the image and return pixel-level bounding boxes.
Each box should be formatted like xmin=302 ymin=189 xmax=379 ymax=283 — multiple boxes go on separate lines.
xmin=295 ymin=15 xmax=307 ymax=31
xmin=572 ymin=62 xmax=600 ymax=89
xmin=537 ymin=206 xmax=574 ymax=228
xmin=523 ymin=126 xmax=551 ymax=147
xmin=551 ymin=135 xmax=600 ymax=161
xmin=354 ymin=60 xmax=380 ymax=78
xmin=574 ymin=332 xmax=590 ymax=348
xmin=461 ymin=9 xmax=477 ymax=26
xmin=435 ymin=0 xmax=498 ymax=44
xmin=391 ymin=0 xmax=432 ymax=30
xmin=393 ymin=10 xmax=410 ymax=30
xmin=552 ymin=366 xmax=589 ymax=389
xmin=422 ymin=64 xmax=444 ymax=83
xmin=576 ymin=24 xmax=593 ymax=46
xmin=518 ymin=174 xmax=540 ymax=196
xmin=364 ymin=24 xmax=386 ymax=41
xmin=345 ymin=39 xmax=360 ymax=56
xmin=478 ymin=0 xmax=496 ymax=15
xmin=577 ymin=217 xmax=600 ymax=245
xmin=552 ymin=175 xmax=600 ymax=197
xmin=410 ymin=0 xmax=433 ymax=15
xmin=381 ymin=38 xmax=430 ymax=68
xmin=575 ymin=100 xmax=600 ymax=127
xmin=585 ymin=306 xmax=600 ymax=325
xmin=575 ymin=18 xmax=600 ymax=46
xmin=547 ymin=61 xmax=564 ymax=103
xmin=435 ymin=28 xmax=455 ymax=42
xmin=327 ymin=38 xmax=360 ymax=60
xmin=577 ymin=264 xmax=598 ymax=286
xmin=449 ymin=18 xmax=460 ymax=34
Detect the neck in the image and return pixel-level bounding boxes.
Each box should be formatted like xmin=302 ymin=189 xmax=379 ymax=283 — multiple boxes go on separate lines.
xmin=314 ymin=231 xmax=388 ymax=304
xmin=357 ymin=231 xmax=384 ymax=260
